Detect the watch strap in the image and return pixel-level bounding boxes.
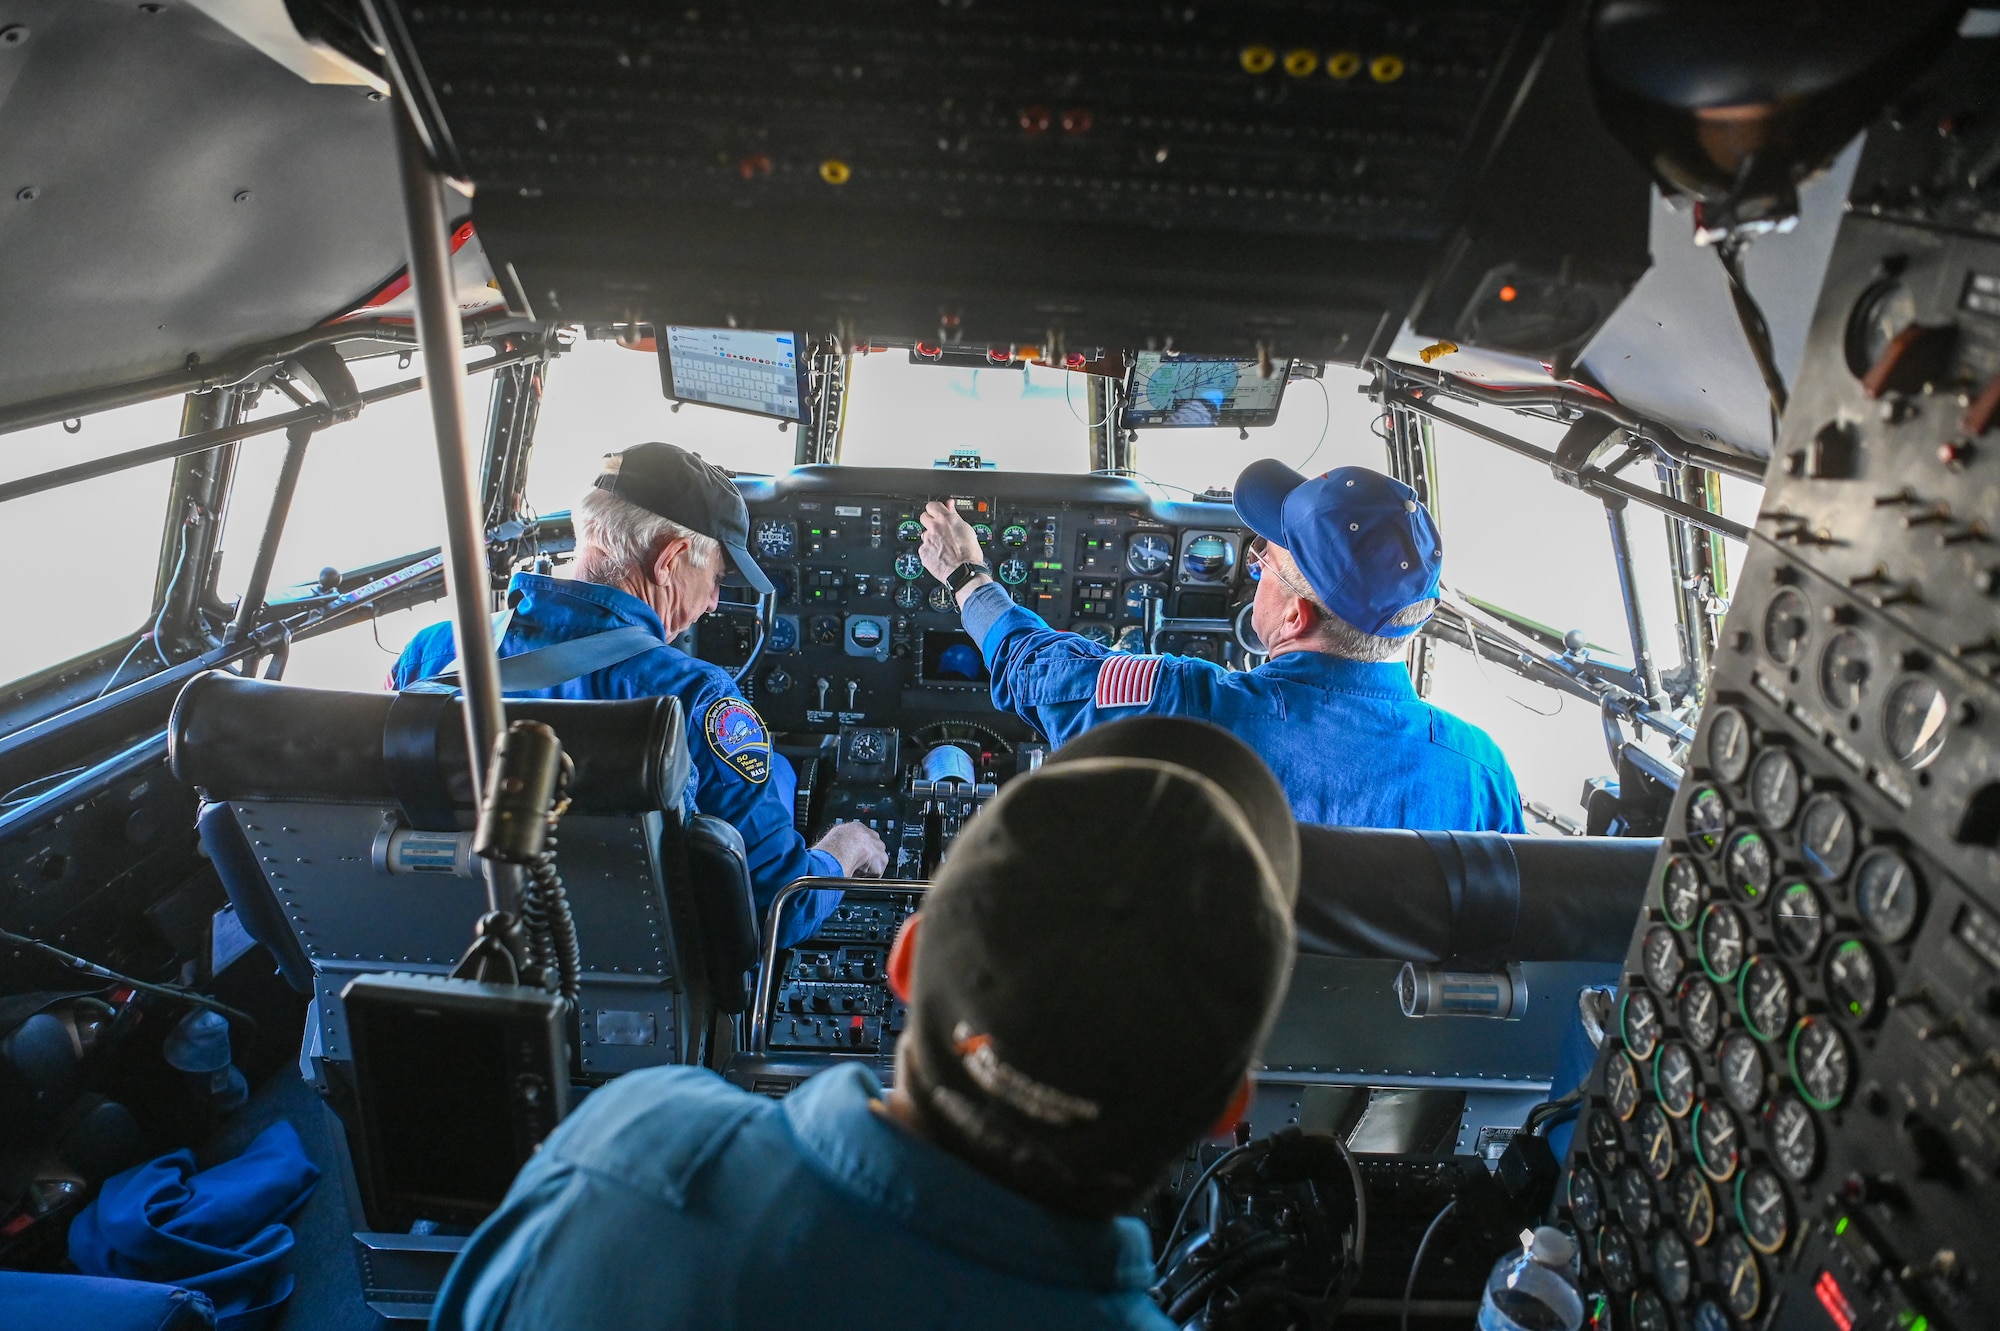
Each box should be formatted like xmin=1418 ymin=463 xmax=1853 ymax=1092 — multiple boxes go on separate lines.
xmin=946 ymin=561 xmax=991 ymax=593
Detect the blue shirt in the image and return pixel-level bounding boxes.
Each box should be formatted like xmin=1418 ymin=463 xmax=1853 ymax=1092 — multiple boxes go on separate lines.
xmin=968 ymin=587 xmax=1524 ymax=833
xmin=393 ymin=574 xmax=841 ymax=945
xmin=430 ymin=1064 xmax=1172 ymax=1331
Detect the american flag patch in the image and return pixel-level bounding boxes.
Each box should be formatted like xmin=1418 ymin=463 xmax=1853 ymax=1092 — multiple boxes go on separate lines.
xmin=1095 ymin=655 xmax=1163 ymax=708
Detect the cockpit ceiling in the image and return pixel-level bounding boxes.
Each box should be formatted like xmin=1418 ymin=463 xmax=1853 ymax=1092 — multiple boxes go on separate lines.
xmin=0 ymin=0 xmax=405 ymax=413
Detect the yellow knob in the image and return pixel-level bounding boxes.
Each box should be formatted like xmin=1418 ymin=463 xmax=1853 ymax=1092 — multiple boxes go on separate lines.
xmin=1239 ymin=44 xmax=1276 ymax=74
xmin=1370 ymin=54 xmax=1405 ymax=83
xmin=1282 ymin=48 xmax=1318 ymax=78
xmin=819 ymin=159 xmax=852 ymax=185
xmin=1326 ymin=50 xmax=1362 ymax=80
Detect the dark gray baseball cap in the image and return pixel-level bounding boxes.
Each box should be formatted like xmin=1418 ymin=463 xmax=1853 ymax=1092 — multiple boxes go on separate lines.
xmin=593 ymin=441 xmax=773 ymax=594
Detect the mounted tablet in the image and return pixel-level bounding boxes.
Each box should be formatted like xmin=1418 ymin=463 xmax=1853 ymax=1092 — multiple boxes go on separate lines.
xmin=1120 ymin=352 xmax=1291 ymax=429
xmin=657 ymin=326 xmax=811 ymax=424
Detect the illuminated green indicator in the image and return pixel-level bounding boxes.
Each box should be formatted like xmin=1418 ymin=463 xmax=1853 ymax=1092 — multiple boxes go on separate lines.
xmin=1835 ymin=1216 xmax=1849 ymax=1236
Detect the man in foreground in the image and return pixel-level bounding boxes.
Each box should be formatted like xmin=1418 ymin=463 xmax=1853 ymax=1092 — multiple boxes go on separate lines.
xmin=392 ymin=441 xmax=883 ymax=944
xmin=919 ymin=458 xmax=1524 ymax=832
xmin=430 ymin=716 xmax=1299 ymax=1330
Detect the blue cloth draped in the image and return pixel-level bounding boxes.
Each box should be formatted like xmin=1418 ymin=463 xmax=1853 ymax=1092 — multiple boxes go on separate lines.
xmin=0 ymin=1271 xmax=217 ymax=1331
xmin=67 ymin=1121 xmax=320 ymax=1331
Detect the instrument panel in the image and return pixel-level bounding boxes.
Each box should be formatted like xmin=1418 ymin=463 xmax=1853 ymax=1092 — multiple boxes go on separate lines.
xmin=686 ymin=467 xmax=1259 ymax=740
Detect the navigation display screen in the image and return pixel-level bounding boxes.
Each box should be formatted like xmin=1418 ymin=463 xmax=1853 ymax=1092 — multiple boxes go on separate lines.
xmin=1121 ymin=352 xmax=1292 ymax=428
xmin=920 ymin=630 xmax=989 ymax=685
xmin=658 ymin=326 xmax=809 ymax=422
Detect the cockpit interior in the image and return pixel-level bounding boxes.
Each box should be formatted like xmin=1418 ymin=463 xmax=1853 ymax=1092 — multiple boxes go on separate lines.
xmin=3 ymin=2 xmax=1998 ymax=1329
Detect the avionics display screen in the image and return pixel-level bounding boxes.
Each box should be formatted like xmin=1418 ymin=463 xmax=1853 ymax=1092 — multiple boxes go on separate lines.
xmin=349 ymin=1002 xmax=518 ymax=1217
xmin=1121 ymin=352 xmax=1292 ymax=428
xmin=658 ymin=326 xmax=809 ymax=422
xmin=920 ymin=630 xmax=990 ymax=685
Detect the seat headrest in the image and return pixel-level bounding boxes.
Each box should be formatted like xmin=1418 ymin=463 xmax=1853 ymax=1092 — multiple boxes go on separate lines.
xmin=169 ymin=672 xmax=689 ymax=826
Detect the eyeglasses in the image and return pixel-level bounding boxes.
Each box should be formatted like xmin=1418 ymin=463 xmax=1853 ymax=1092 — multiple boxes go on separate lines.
xmin=1247 ymin=537 xmax=1318 ymax=603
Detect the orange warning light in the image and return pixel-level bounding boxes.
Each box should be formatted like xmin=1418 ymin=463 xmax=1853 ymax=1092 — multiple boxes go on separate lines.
xmin=1498 ymin=284 xmax=1518 ymax=303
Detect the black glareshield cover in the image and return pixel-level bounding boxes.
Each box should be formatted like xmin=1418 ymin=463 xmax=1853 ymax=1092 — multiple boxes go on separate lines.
xmin=340 ymin=973 xmax=568 ymax=1229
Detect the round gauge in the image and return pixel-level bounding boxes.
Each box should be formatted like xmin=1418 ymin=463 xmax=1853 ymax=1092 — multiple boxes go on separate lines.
xmin=1671 ymin=1167 xmax=1717 ymax=1245
xmin=1656 ymin=1042 xmax=1699 ymax=1118
xmin=1607 ymin=1052 xmax=1643 ymax=1121
xmin=1750 ymin=749 xmax=1803 ymax=829
xmin=1718 ymin=1234 xmax=1763 ymax=1320
xmin=1122 ymin=579 xmax=1166 ymax=619
xmin=1698 ymin=904 xmax=1747 ymax=984
xmin=1568 ymin=1168 xmax=1604 ymax=1232
xmin=1597 ymin=1225 xmax=1637 ymax=1294
xmin=1854 ymin=849 xmax=1921 ymax=943
xmin=1114 ymin=626 xmax=1147 ymax=654
xmin=846 ymin=730 xmax=885 ymax=764
xmin=1622 ymin=989 xmax=1664 ymax=1061
xmin=1693 ymin=1100 xmax=1742 ymax=1182
xmin=1789 ymin=1017 xmax=1852 ymax=1110
xmin=761 ymin=665 xmax=792 ymax=695
xmin=767 ymin=616 xmax=800 ymax=653
xmin=1724 ymin=830 xmax=1773 ymax=904
xmin=754 ymin=518 xmax=798 ymax=558
xmin=894 ymin=583 xmax=923 ymax=610
xmin=848 ymin=619 xmax=884 ymax=651
xmin=1883 ymin=675 xmax=1949 ymax=770
xmin=1126 ymin=533 xmax=1172 ymax=577
xmin=1735 ymin=1168 xmax=1791 ymax=1254
xmin=1075 ymin=621 xmax=1115 ymax=647
xmin=1798 ymin=794 xmax=1857 ymax=884
xmin=1718 ymin=1033 xmax=1768 ymax=1115
xmin=972 ymin=522 xmax=993 ymax=545
xmin=1587 ymin=1109 xmax=1625 ymax=1175
xmin=1825 ymin=939 xmax=1880 ymax=1023
xmin=1633 ymin=1289 xmax=1674 ymax=1331
xmin=1762 ymin=588 xmax=1811 ymax=666
xmin=1001 ymin=523 xmax=1029 ymax=548
xmin=1636 ymin=1104 xmax=1675 ymax=1182
xmin=995 ymin=557 xmax=1028 ymax=586
xmin=1654 ymin=1228 xmax=1695 ymax=1306
xmin=1819 ymin=630 xmax=1874 ymax=712
xmin=1738 ymin=956 xmax=1795 ymax=1042
xmin=1643 ymin=924 xmax=1684 ymax=994
xmin=1616 ymin=1163 xmax=1659 ymax=1230
xmin=896 ymin=518 xmax=923 ymax=542
xmin=1677 ymin=976 xmax=1723 ymax=1051
xmin=1662 ymin=856 xmax=1706 ymax=930
xmin=1845 ymin=279 xmax=1918 ymax=378
xmin=1774 ymin=883 xmax=1826 ymax=960
xmin=927 ymin=585 xmax=955 ymax=613
xmin=1686 ymin=785 xmax=1728 ymax=852
xmin=893 ymin=552 xmax=925 ymax=580
xmin=1707 ymin=706 xmax=1753 ymax=783
xmin=1181 ymin=533 xmax=1236 ymax=583
xmin=1767 ymin=1096 xmax=1821 ymax=1182
xmin=1692 ymin=1299 xmax=1734 ymax=1331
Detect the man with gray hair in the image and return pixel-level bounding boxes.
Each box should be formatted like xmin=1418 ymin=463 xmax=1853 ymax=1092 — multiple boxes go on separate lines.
xmin=395 ymin=442 xmax=885 ymax=945
xmin=918 ymin=460 xmax=1522 ymax=832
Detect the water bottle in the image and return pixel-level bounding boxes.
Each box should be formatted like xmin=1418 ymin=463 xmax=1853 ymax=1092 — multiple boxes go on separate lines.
xmin=1477 ymin=1225 xmax=1584 ymax=1331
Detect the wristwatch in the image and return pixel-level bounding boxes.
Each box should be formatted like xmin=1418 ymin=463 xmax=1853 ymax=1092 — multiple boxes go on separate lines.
xmin=945 ymin=561 xmax=991 ymax=594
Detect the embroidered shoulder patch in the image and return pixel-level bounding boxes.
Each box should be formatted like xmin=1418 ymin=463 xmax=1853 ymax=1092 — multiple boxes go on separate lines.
xmin=1095 ymin=654 xmax=1163 ymax=708
xmin=703 ymin=697 xmax=771 ymax=783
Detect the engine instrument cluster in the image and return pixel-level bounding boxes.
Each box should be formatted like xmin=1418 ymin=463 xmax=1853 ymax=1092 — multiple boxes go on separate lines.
xmin=1562 ymin=95 xmax=2000 ymax=1331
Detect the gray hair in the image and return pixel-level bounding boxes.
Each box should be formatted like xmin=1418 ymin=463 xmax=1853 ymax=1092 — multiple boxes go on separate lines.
xmin=1266 ymin=544 xmax=1434 ymax=662
xmin=572 ymin=486 xmax=719 ymax=586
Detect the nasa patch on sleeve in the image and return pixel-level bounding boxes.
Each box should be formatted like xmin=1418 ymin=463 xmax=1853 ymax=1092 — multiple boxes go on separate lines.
xmin=704 ymin=697 xmax=772 ymax=783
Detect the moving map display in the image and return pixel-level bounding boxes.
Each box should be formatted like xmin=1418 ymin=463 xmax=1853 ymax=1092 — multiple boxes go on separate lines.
xmin=1121 ymin=352 xmax=1292 ymax=429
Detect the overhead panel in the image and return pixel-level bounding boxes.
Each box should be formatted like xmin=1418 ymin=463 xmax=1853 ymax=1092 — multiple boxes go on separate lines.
xmin=387 ymin=0 xmax=1646 ymax=362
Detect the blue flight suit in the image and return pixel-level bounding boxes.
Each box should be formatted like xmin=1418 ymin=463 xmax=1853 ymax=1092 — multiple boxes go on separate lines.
xmin=968 ymin=587 xmax=1524 ymax=833
xmin=393 ymin=573 xmax=840 ymax=946
xmin=430 ymin=1063 xmax=1171 ymax=1331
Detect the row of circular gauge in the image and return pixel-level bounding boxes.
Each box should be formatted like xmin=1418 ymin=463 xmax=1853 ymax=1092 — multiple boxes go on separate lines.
xmin=1565 ymin=703 xmax=1931 ymax=1330
xmin=1759 ymin=586 xmax=1952 ymax=771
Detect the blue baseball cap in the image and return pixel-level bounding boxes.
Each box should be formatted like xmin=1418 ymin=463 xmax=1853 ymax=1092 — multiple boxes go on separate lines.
xmin=1232 ymin=461 xmax=1443 ymax=639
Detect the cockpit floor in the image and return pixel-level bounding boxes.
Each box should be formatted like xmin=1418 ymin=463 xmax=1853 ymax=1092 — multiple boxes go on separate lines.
xmin=198 ymin=1070 xmax=375 ymax=1331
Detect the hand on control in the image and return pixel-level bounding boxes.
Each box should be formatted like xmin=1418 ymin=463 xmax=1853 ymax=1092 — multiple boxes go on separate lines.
xmin=918 ymin=501 xmax=985 ymax=585
xmin=815 ymin=821 xmax=888 ymax=878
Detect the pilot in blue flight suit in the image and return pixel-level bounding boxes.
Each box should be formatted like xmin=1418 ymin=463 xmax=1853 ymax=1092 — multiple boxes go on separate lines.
xmin=393 ymin=442 xmax=886 ymax=945
xmin=918 ymin=458 xmax=1524 ymax=832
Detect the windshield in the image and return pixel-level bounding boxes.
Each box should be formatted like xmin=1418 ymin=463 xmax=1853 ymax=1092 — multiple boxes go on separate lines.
xmin=836 ymin=353 xmax=1092 ymax=471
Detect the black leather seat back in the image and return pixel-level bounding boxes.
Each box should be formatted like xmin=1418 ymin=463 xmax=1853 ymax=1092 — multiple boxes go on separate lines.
xmin=684 ymin=815 xmax=758 ymax=1016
